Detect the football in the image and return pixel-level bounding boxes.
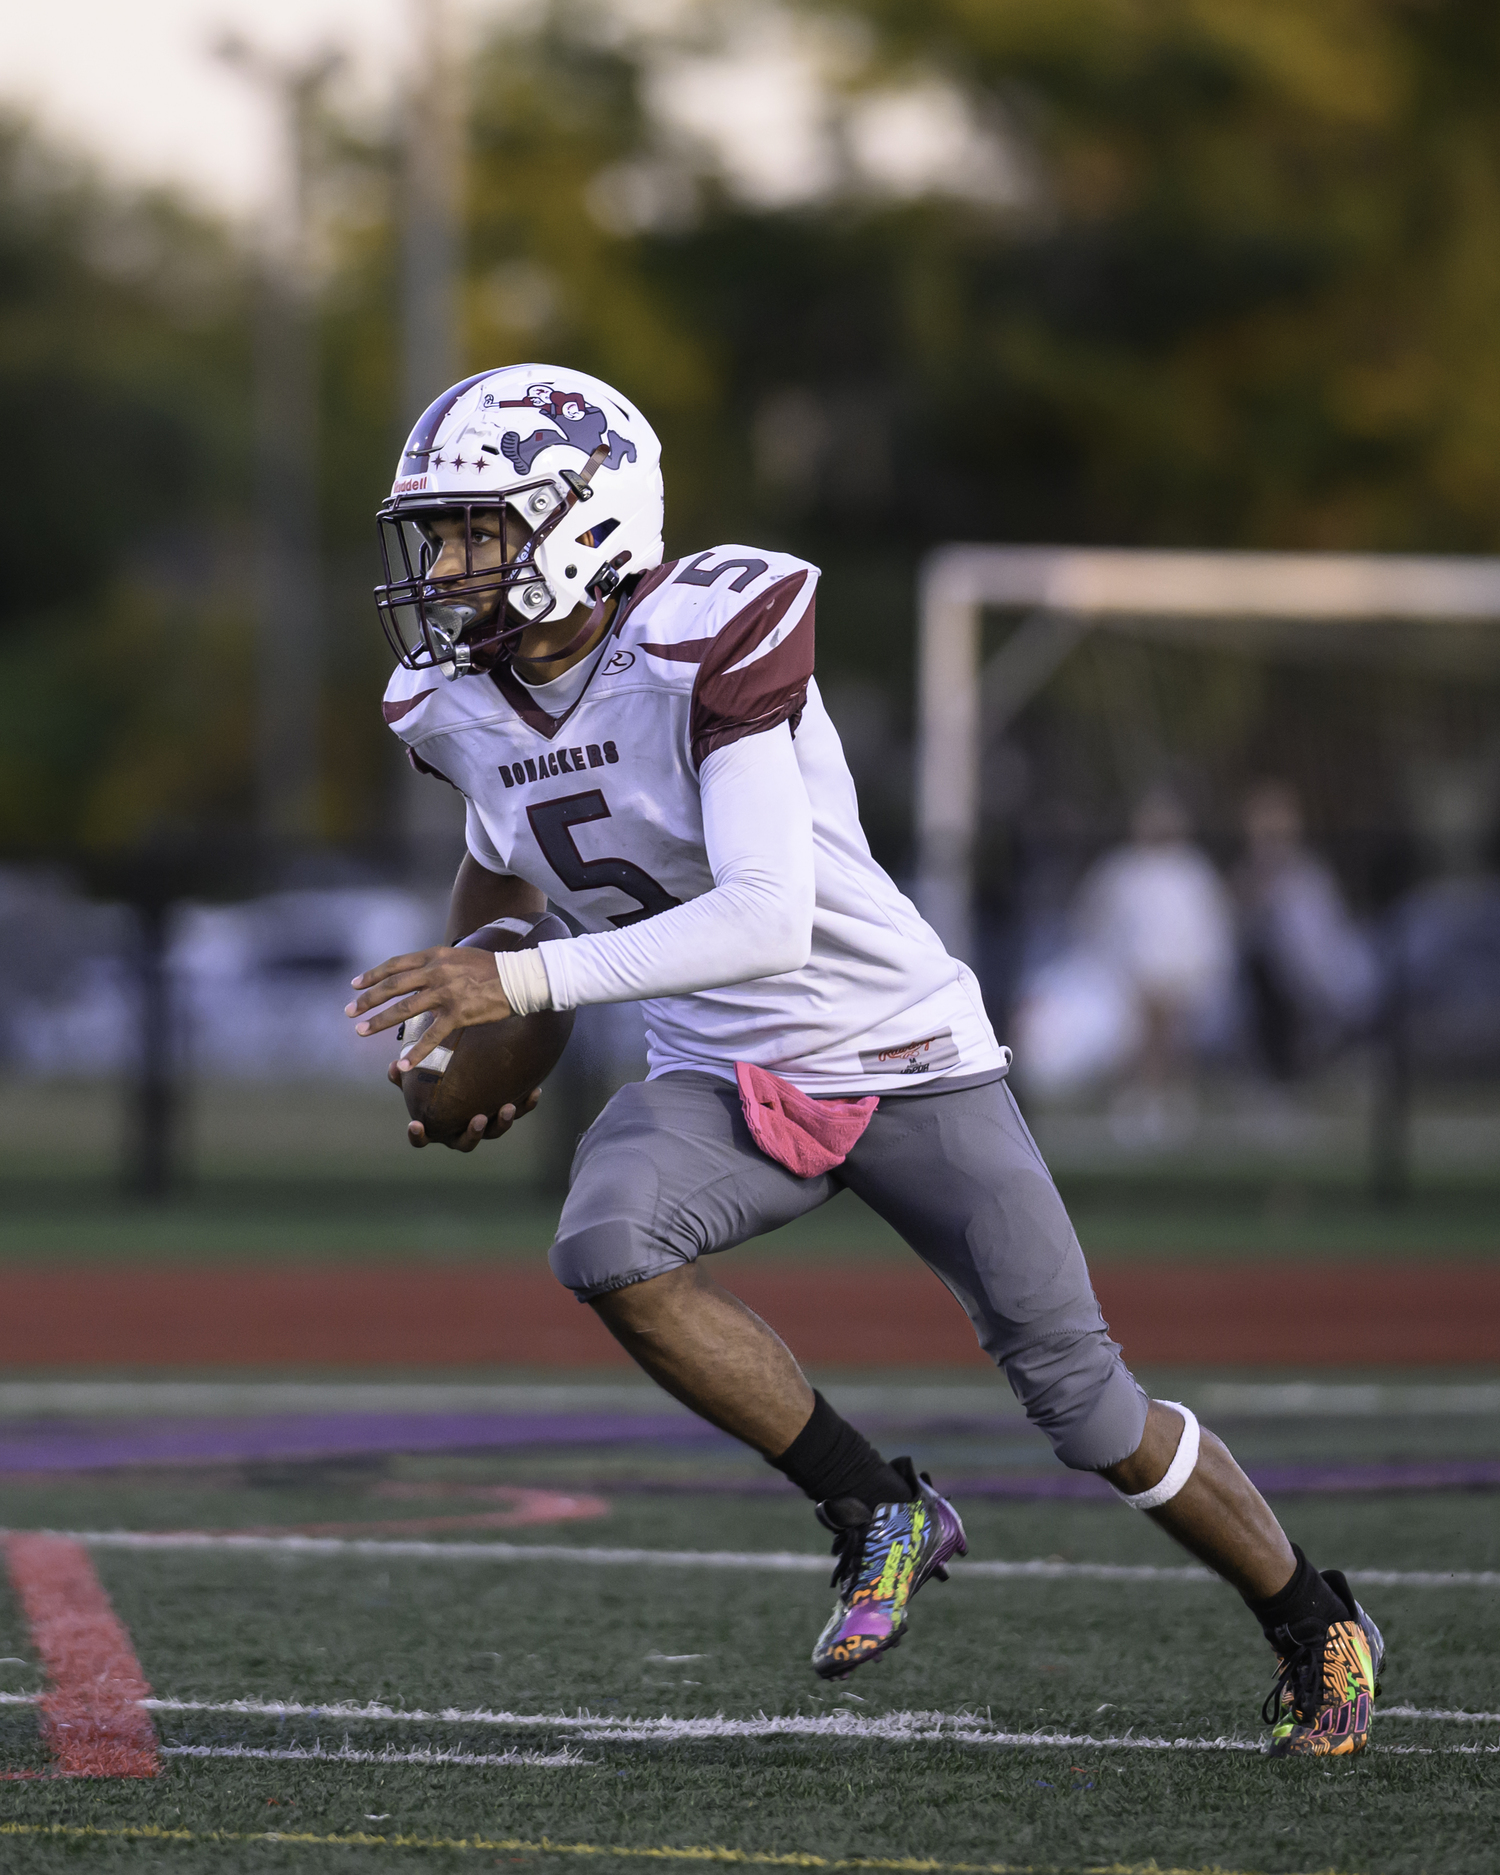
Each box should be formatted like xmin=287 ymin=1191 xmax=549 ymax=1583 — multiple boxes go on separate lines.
xmin=398 ymin=914 xmax=576 ymax=1142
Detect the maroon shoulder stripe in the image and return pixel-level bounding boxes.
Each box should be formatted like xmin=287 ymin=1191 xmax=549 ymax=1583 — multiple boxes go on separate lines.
xmin=687 ymin=571 xmax=814 ymax=769
xmin=382 ymin=688 xmax=438 ymax=724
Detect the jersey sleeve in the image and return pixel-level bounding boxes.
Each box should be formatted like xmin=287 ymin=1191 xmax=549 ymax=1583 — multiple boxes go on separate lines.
xmin=535 ymin=722 xmax=815 ymax=1010
xmin=633 ymin=549 xmax=818 ymax=770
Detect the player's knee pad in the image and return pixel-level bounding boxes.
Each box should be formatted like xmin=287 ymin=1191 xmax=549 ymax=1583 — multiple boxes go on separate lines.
xmin=1111 ymin=1401 xmax=1201 ymax=1510
xmin=549 ymin=1130 xmax=693 ymax=1299
xmin=1002 ymin=1330 xmax=1150 ymax=1472
xmin=547 ymin=1222 xmax=694 ymax=1300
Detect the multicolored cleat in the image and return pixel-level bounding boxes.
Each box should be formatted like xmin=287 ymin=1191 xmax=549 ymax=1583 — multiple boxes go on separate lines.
xmin=1262 ymin=1568 xmax=1384 ymax=1757
xmin=810 ymin=1457 xmax=966 ymax=1680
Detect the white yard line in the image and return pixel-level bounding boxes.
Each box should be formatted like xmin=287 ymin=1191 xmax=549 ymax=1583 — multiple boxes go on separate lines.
xmin=9 ymin=1685 xmax=1496 ymax=1752
xmin=155 ymin=1712 xmax=1258 ymax=1753
xmin=68 ymin=1532 xmax=833 ymax=1570
xmin=1196 ymin=1382 xmax=1500 ymax=1418
xmin=5 ymin=1379 xmax=1497 ymax=1420
xmin=145 ymin=1697 xmax=1500 ymax=1734
xmin=159 ymin=1742 xmax=584 ymax=1769
xmin=49 ymin=1530 xmax=1500 ymax=1589
xmin=1321 ymin=1568 xmax=1500 ymax=1588
xmin=1377 ymin=1743 xmax=1500 ymax=1756
xmin=153 ymin=1724 xmax=1500 ymax=1759
xmin=0 ymin=1382 xmax=673 ymax=1420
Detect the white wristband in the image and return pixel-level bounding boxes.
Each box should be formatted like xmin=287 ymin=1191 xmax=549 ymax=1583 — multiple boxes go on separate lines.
xmin=1112 ymin=1401 xmax=1200 ymax=1511
xmin=494 ymin=946 xmax=553 ymax=1018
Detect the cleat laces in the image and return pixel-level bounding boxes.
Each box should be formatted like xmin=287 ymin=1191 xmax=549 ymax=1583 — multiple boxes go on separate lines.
xmin=1262 ymin=1635 xmax=1323 ymax=1729
xmin=815 ymin=1497 xmax=875 ymax=1593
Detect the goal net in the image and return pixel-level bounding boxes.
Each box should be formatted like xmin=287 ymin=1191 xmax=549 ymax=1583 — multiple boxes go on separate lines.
xmin=912 ymin=548 xmax=1500 ymax=1185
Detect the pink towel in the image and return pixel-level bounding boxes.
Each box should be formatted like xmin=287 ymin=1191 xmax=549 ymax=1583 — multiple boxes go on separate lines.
xmin=735 ymin=1060 xmax=878 ymax=1178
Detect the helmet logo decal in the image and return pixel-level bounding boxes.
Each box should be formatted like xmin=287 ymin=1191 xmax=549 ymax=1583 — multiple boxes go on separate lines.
xmin=480 ymin=383 xmax=639 ymax=477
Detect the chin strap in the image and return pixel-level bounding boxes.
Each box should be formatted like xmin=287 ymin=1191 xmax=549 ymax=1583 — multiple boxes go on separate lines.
xmin=519 ymin=546 xmax=637 ymax=667
xmin=1112 ymin=1401 xmax=1200 ymax=1510
xmin=517 ymin=592 xmax=616 ymax=667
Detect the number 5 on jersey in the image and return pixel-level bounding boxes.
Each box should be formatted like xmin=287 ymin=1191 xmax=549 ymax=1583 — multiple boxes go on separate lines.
xmin=528 ymin=792 xmax=682 ymax=929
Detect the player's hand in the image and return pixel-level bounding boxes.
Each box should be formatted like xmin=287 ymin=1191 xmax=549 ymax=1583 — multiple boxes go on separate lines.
xmin=385 ymin=1060 xmax=540 ymax=1151
xmin=347 ymin=946 xmax=513 ymax=1071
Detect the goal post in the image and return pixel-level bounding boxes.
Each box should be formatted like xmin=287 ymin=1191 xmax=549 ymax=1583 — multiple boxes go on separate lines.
xmin=913 ymin=546 xmax=1500 ymax=966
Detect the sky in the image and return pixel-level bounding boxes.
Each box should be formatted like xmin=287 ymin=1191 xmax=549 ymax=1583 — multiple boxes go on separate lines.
xmin=0 ymin=0 xmax=493 ymax=221
xmin=0 ymin=0 xmax=1022 ymax=226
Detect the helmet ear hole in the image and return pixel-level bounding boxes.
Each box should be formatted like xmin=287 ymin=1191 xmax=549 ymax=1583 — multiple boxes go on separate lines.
xmin=574 ymin=516 xmax=620 ymax=550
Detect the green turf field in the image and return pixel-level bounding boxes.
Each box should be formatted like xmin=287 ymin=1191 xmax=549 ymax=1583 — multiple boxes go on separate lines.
xmin=4 ymin=1071 xmax=1497 ymax=1869
xmin=7 ymin=1177 xmax=1500 ymax=1265
xmin=4 ymin=1074 xmax=1498 ymax=1265
xmin=3 ymin=1383 xmax=1500 ymax=1874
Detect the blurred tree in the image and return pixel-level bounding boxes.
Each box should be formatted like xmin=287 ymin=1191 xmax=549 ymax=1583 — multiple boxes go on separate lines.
xmin=10 ymin=0 xmax=1500 ymax=874
xmin=0 ymin=116 xmax=255 ymax=857
xmin=823 ymin=0 xmax=1500 ymax=553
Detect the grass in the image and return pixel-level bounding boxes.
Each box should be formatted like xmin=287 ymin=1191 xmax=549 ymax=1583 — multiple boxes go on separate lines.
xmin=4 ymin=1397 xmax=1500 ymax=1874
xmin=2 ymin=1102 xmax=1498 ymax=1267
xmin=5 ymin=1177 xmax=1498 ymax=1267
xmin=3 ymin=1071 xmax=1499 ymax=1266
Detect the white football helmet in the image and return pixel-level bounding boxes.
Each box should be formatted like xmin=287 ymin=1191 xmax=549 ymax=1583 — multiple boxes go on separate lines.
xmin=374 ymin=363 xmax=664 ymax=676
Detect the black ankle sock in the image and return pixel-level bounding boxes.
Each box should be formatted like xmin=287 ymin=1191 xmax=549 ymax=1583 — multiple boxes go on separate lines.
xmin=1246 ymin=1545 xmax=1351 ymax=1650
xmin=768 ymin=1391 xmax=913 ymax=1512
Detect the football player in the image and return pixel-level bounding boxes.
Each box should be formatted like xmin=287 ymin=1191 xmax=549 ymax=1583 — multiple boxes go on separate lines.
xmin=348 ymin=365 xmax=1381 ymax=1755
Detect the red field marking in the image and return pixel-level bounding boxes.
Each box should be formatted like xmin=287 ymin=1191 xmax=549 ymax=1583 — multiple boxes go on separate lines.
xmin=0 ymin=1259 xmax=1495 ymax=1368
xmin=273 ymin=1484 xmax=612 ymax=1538
xmin=1 ymin=1534 xmax=158 ymax=1779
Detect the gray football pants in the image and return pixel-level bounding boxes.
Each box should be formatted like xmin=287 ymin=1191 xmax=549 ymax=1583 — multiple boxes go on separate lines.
xmin=549 ymin=1071 xmax=1148 ymax=1472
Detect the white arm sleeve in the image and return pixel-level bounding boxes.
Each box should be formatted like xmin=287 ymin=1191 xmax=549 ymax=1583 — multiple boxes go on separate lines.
xmin=536 ymin=723 xmax=816 ymax=1009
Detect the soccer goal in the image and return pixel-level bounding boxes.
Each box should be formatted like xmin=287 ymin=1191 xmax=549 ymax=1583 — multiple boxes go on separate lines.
xmin=911 ymin=546 xmax=1500 ymax=1191
xmin=913 ymin=546 xmax=1500 ymax=966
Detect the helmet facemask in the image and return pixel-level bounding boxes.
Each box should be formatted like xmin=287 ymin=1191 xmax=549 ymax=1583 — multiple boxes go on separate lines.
xmin=375 ymin=447 xmax=615 ymax=677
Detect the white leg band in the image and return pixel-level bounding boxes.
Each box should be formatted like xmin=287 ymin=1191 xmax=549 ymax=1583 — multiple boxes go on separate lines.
xmin=1112 ymin=1401 xmax=1200 ymax=1511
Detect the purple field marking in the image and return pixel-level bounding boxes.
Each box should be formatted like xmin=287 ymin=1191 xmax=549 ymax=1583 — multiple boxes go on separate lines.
xmin=1 ymin=1412 xmax=1497 ymax=1497
xmin=910 ymin=1460 xmax=1500 ymax=1498
xmin=1240 ymin=1458 xmax=1500 ymax=1495
xmin=0 ymin=1412 xmax=729 ymax=1474
xmin=592 ymin=1463 xmax=1500 ymax=1500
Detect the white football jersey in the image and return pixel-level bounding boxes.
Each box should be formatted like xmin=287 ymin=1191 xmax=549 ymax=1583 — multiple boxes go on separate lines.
xmin=382 ymin=545 xmax=1005 ymax=1095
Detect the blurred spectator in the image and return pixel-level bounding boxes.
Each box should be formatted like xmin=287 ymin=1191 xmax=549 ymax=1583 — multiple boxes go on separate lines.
xmin=1013 ymin=787 xmax=1236 ymax=1118
xmin=2 ymin=867 xmax=136 ymax=1072
xmin=1236 ymin=781 xmax=1380 ymax=1078
xmin=1390 ymin=764 xmax=1500 ymax=1072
